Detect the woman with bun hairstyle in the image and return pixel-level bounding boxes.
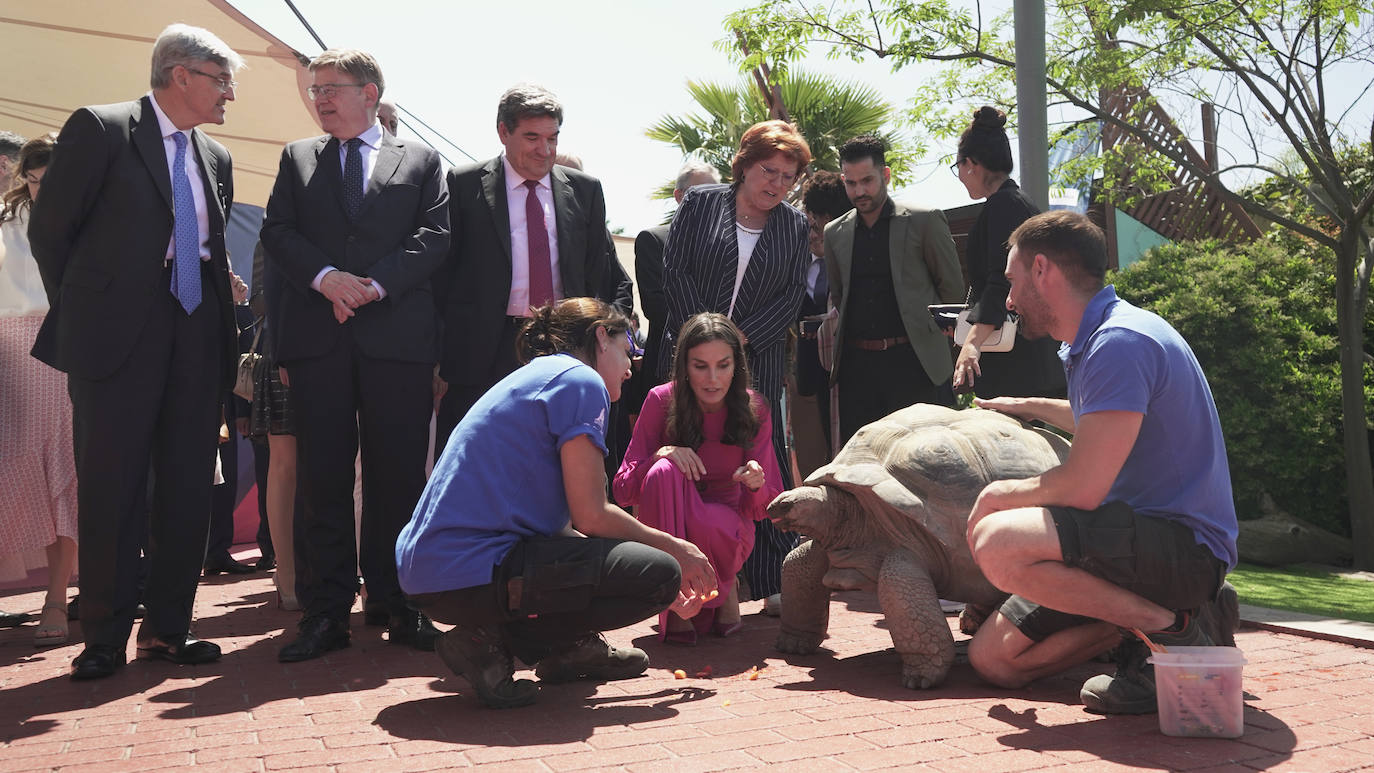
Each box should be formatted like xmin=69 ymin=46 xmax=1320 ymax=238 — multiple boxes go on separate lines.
xmin=950 ymin=106 xmax=1066 ymax=399
xmin=397 ymin=297 xmax=716 ymax=709
xmin=614 ymin=313 xmax=782 ymax=645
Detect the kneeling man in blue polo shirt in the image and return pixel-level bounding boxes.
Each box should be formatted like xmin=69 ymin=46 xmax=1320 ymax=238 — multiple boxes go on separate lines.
xmin=965 ymin=210 xmax=1238 ymax=715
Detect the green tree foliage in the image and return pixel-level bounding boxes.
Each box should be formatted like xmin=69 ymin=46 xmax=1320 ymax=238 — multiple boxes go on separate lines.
xmin=644 ymin=70 xmax=916 ymax=199
xmin=725 ymin=0 xmax=1374 ymax=567
xmin=1112 ymin=232 xmax=1371 ymax=536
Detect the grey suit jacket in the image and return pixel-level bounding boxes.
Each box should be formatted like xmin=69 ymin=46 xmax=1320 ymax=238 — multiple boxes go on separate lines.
xmin=823 ymin=200 xmax=965 ymax=385
xmin=261 ymin=131 xmax=450 ymax=364
xmin=28 ymin=96 xmax=236 ymax=385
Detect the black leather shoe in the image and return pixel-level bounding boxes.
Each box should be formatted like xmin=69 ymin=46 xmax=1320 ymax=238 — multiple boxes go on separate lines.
xmin=388 ymin=609 xmax=440 ymax=652
xmin=136 ymin=635 xmax=222 ymax=665
xmin=278 ymin=616 xmax=350 ymax=663
xmin=363 ymin=598 xmax=389 ymax=626
xmin=71 ymin=645 xmax=126 ymax=680
xmin=255 ymin=555 xmax=276 ymax=571
xmin=204 ymin=555 xmax=257 ymax=576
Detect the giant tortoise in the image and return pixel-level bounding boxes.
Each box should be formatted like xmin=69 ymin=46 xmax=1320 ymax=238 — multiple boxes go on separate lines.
xmin=768 ymin=403 xmax=1071 ymax=689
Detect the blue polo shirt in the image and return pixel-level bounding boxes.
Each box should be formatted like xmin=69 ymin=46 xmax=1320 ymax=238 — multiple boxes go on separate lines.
xmin=1062 ymin=286 xmax=1238 ymax=567
xmin=396 ymin=353 xmax=610 ymax=594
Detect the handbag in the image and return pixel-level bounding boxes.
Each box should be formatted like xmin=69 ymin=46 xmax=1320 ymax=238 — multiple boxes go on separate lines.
xmin=954 ymin=309 xmax=1017 ymax=353
xmin=232 ymin=321 xmax=264 ymax=402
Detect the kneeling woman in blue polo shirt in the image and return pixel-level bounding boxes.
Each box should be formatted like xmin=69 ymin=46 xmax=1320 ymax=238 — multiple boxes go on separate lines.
xmin=397 ymin=297 xmax=717 ymax=709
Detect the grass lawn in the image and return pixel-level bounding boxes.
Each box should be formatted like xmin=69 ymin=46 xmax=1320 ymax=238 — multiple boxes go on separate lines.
xmin=1228 ymin=562 xmax=1374 ymax=623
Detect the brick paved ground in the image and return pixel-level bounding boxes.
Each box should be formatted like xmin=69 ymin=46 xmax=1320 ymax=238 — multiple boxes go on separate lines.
xmin=3 ymin=553 xmax=1373 ymax=772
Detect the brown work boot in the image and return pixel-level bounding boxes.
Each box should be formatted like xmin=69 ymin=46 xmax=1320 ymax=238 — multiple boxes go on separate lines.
xmin=1198 ymin=581 xmax=1239 ymax=647
xmin=1080 ymin=637 xmax=1156 ymax=715
xmin=435 ymin=626 xmax=538 ymax=709
xmin=534 ymin=633 xmax=649 ymax=683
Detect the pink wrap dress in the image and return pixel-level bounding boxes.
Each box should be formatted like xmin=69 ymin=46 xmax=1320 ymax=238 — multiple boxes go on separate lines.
xmin=613 ymin=383 xmax=783 ymax=635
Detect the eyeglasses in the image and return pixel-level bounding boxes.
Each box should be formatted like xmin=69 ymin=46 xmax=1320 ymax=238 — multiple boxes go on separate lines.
xmin=187 ymin=68 xmax=237 ymax=93
xmin=950 ymin=159 xmax=964 ymax=177
xmin=755 ymin=162 xmax=799 ymax=186
xmin=307 ymin=83 xmax=365 ymax=101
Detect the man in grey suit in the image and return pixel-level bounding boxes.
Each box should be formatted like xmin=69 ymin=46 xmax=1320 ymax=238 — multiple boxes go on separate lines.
xmin=262 ymin=49 xmax=449 ymax=662
xmin=826 ymin=134 xmax=965 ymax=443
xmin=435 ymin=84 xmax=629 ymax=453
xmin=28 ymin=24 xmax=243 ymax=680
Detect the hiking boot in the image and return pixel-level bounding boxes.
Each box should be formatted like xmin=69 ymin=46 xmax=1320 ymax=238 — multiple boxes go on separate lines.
xmin=1081 ymin=637 xmax=1157 ymax=714
xmin=534 ymin=633 xmax=649 ymax=683
xmin=435 ymin=626 xmax=538 ymax=709
xmin=1149 ymin=608 xmax=1214 ymax=650
xmin=1198 ymin=581 xmax=1239 ymax=647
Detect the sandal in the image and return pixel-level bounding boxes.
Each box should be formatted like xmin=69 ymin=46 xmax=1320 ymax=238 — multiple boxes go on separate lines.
xmin=34 ymin=603 xmax=69 ymax=648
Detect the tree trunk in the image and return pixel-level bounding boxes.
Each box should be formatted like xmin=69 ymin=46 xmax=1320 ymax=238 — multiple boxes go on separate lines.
xmin=1337 ymin=236 xmax=1374 ymax=570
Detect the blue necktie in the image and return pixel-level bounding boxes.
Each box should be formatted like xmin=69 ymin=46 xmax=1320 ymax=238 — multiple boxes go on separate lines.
xmin=170 ymin=132 xmax=201 ymax=314
xmin=344 ymin=137 xmax=364 ymax=220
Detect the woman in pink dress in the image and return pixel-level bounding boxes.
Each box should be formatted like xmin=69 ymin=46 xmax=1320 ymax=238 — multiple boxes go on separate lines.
xmin=614 ymin=313 xmax=782 ymax=644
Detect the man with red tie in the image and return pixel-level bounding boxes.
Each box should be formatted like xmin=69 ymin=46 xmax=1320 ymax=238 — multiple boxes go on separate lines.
xmin=434 ymin=84 xmax=629 ymax=455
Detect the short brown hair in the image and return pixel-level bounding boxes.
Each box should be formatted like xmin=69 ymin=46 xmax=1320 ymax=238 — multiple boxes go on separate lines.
xmin=309 ymin=49 xmax=385 ymax=98
xmin=1007 ymin=211 xmax=1109 ymax=292
xmin=731 ymin=120 xmax=811 ymax=183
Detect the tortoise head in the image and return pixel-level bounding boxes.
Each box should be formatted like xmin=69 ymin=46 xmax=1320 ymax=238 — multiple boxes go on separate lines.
xmin=768 ymin=485 xmax=846 ymax=539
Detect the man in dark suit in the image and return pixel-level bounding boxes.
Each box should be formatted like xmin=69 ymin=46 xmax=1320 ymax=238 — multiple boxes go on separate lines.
xmin=628 ymin=159 xmax=721 ymax=419
xmin=792 ymin=171 xmax=851 ymax=477
xmin=435 ymin=84 xmax=629 ymax=453
xmin=28 ymin=24 xmax=243 ymax=680
xmin=826 ymin=134 xmax=965 ymax=443
xmin=261 ymin=49 xmax=449 ymax=662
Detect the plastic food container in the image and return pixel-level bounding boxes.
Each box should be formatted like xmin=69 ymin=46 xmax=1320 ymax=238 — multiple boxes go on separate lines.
xmin=1148 ymin=646 xmax=1246 ymax=738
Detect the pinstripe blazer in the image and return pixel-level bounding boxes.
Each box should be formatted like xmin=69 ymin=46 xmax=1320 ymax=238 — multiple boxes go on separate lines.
xmin=659 ymin=183 xmax=809 ymax=408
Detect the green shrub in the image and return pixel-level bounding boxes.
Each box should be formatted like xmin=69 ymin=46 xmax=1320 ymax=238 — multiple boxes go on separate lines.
xmin=1109 ymin=231 xmax=1371 ymax=536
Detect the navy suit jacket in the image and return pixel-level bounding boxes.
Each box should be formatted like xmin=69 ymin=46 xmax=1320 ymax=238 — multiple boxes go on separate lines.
xmin=28 ymin=96 xmax=236 ymax=385
xmin=260 ymin=132 xmax=450 ymax=365
xmin=436 ymin=156 xmax=628 ymax=386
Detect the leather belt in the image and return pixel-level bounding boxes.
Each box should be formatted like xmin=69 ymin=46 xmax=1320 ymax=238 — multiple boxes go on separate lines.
xmin=848 ymin=336 xmax=909 ymax=351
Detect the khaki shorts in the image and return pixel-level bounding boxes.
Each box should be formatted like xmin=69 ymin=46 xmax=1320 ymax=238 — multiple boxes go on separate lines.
xmin=999 ymin=501 xmax=1227 ymax=642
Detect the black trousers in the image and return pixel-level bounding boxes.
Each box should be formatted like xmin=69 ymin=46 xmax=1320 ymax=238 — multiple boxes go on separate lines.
xmin=410 ymin=537 xmax=679 ymax=664
xmin=837 ymin=344 xmax=948 ymax=444
xmin=206 ymin=398 xmax=238 ymax=561
xmin=435 ymin=316 xmax=525 ymax=459
xmin=69 ymin=282 xmax=222 ymax=648
xmin=287 ymin=336 xmax=433 ymax=623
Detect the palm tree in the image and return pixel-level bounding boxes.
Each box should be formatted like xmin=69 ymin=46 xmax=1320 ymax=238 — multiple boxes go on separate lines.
xmin=645 ymin=70 xmax=916 ymax=200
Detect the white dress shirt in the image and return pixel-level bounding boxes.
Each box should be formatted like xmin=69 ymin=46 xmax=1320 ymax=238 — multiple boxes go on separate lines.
xmin=504 ymin=155 xmax=563 ymax=317
xmin=806 ymin=254 xmax=825 ymax=298
xmin=147 ymin=92 xmax=210 ymax=264
xmin=311 ymin=122 xmax=387 ymax=297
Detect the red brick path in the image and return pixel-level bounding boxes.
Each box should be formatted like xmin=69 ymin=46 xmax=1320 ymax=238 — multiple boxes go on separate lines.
xmin=3 ymin=565 xmax=1373 ymax=771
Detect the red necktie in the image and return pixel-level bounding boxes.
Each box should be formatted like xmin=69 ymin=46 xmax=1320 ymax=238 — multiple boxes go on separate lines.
xmin=524 ymin=179 xmax=553 ymax=310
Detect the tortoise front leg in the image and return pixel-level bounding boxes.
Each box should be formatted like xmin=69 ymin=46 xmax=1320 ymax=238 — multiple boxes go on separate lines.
xmin=878 ymin=550 xmax=955 ymax=689
xmin=775 ymin=538 xmax=830 ymax=655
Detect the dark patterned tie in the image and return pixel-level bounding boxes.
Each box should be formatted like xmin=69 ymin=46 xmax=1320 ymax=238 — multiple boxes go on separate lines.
xmin=524 ymin=179 xmax=554 ymax=309
xmin=344 ymin=137 xmax=364 ymax=220
xmin=170 ymin=132 xmax=201 ymax=314
xmin=813 ymin=257 xmax=828 ymax=306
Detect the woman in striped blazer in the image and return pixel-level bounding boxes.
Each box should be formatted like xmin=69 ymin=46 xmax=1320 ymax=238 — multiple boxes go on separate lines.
xmin=659 ymin=121 xmax=812 ymax=603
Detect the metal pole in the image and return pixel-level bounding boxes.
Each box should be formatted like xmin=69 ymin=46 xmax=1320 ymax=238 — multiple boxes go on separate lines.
xmin=1015 ymin=0 xmax=1048 ymax=211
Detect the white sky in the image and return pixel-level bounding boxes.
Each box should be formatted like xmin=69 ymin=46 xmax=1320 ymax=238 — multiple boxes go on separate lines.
xmin=228 ymin=0 xmax=971 ymax=234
